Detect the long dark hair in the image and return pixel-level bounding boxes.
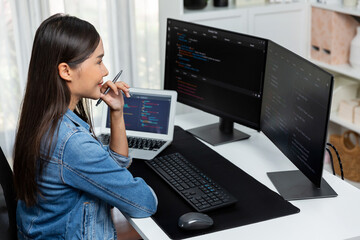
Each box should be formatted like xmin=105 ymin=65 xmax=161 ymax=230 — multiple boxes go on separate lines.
xmin=13 ymin=14 xmax=100 ymax=206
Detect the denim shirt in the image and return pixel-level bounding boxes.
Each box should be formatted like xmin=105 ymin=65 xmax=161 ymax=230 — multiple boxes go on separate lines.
xmin=16 ymin=109 xmax=158 ymax=239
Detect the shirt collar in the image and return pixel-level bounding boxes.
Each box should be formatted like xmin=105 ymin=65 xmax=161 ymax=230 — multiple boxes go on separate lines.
xmin=64 ymin=109 xmax=91 ymax=131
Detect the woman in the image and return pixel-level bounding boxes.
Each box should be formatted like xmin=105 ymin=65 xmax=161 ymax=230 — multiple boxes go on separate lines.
xmin=13 ymin=13 xmax=157 ymax=239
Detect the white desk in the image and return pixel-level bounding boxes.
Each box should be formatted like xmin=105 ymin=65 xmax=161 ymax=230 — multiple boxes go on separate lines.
xmin=126 ymin=111 xmax=360 ymax=240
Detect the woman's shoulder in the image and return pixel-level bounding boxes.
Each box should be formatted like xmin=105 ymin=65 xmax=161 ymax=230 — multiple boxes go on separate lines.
xmin=41 ymin=113 xmax=95 ymax=161
xmin=58 ymin=113 xmax=94 ymax=143
xmin=58 ymin=115 xmax=83 ymax=138
xmin=57 ymin=110 xmax=91 ymax=135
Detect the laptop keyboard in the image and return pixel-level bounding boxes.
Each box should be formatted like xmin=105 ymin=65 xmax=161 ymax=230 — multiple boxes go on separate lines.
xmin=145 ymin=152 xmax=237 ymax=212
xmin=98 ymin=134 xmax=166 ymax=151
xmin=128 ymin=136 xmax=166 ymax=151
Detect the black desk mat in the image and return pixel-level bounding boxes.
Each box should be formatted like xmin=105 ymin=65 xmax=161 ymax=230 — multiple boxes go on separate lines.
xmin=129 ymin=126 xmax=299 ymax=239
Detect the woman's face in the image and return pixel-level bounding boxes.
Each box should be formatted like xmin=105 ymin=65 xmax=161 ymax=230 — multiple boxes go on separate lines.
xmin=69 ymin=38 xmax=109 ymax=107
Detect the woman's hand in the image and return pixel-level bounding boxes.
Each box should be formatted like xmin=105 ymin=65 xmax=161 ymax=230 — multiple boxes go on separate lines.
xmin=100 ymin=80 xmax=131 ymax=111
xmin=100 ymin=80 xmax=130 ymax=156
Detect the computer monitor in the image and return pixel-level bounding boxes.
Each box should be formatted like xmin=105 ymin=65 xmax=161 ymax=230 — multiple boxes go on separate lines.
xmin=262 ymin=41 xmax=337 ymax=200
xmin=164 ymin=19 xmax=267 ymax=146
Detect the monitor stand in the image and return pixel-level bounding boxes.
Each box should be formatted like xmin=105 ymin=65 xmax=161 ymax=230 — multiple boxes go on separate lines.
xmin=187 ymin=118 xmax=250 ymax=146
xmin=267 ymin=170 xmax=337 ymax=201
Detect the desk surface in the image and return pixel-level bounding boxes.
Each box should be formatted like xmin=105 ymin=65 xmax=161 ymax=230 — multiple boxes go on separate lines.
xmin=125 ymin=111 xmax=360 ymax=240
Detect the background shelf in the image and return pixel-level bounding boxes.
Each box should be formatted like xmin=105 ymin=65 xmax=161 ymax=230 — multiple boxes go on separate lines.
xmin=311 ymin=59 xmax=360 ymax=80
xmin=311 ymin=2 xmax=360 ymax=17
xmin=330 ymin=111 xmax=360 ymax=134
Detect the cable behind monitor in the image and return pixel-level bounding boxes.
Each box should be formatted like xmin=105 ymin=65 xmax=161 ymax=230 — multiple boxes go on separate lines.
xmin=326 ymin=143 xmax=344 ymax=180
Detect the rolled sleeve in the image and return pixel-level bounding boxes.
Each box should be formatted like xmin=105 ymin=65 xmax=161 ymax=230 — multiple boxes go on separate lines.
xmin=103 ymin=145 xmax=132 ymax=168
xmin=148 ymin=186 xmax=158 ymax=206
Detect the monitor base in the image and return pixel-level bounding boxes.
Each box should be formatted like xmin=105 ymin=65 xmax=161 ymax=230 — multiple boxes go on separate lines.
xmin=267 ymin=170 xmax=337 ymax=201
xmin=187 ymin=122 xmax=250 ymax=146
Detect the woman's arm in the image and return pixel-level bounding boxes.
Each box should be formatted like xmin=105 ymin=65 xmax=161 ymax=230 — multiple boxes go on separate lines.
xmin=109 ymin=110 xmax=128 ymax=157
xmin=99 ymin=80 xmax=131 ymax=157
xmin=62 ymin=131 xmax=157 ymax=217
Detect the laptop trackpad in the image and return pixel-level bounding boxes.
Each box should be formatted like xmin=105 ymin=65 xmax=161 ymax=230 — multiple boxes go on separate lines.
xmin=129 ymin=148 xmax=157 ymax=160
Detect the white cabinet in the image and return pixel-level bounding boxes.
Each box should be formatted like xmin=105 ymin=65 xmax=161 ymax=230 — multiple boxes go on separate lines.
xmin=192 ymin=15 xmax=248 ymax=33
xmin=248 ymin=3 xmax=308 ymax=56
xmin=309 ymin=3 xmax=360 ymax=134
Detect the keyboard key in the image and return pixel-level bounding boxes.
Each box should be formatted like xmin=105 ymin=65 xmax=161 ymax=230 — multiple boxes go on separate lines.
xmin=98 ymin=134 xmax=166 ymax=150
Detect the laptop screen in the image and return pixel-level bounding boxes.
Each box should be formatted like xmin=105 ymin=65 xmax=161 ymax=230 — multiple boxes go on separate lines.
xmin=106 ymin=93 xmax=172 ymax=135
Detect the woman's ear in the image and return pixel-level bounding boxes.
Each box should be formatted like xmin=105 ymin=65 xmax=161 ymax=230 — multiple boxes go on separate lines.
xmin=58 ymin=63 xmax=72 ymax=82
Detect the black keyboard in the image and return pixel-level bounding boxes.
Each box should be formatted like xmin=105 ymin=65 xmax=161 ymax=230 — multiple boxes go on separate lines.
xmin=145 ymin=152 xmax=237 ymax=212
xmin=98 ymin=134 xmax=166 ymax=151
xmin=127 ymin=136 xmax=166 ymax=151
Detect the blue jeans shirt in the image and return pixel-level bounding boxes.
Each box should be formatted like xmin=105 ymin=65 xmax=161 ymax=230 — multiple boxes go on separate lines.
xmin=16 ymin=109 xmax=158 ymax=239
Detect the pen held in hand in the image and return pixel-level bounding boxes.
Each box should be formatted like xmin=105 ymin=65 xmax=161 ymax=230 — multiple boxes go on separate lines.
xmin=95 ymin=70 xmax=123 ymax=107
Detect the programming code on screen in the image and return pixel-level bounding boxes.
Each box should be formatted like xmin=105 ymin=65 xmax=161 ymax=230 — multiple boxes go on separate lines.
xmin=261 ymin=41 xmax=332 ymax=186
xmin=106 ymin=94 xmax=171 ymax=134
xmin=165 ymin=19 xmax=267 ymax=129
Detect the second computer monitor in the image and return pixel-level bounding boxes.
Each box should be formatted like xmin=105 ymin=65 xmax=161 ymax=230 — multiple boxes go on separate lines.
xmin=262 ymin=40 xmax=336 ymax=200
xmin=164 ymin=19 xmax=267 ymax=145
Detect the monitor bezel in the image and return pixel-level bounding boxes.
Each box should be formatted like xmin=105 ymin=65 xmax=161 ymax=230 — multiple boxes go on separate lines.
xmin=164 ymin=18 xmax=268 ymax=132
xmin=261 ymin=40 xmax=334 ymax=188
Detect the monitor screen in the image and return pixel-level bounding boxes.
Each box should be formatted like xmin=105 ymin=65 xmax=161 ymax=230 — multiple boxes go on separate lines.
xmin=106 ymin=93 xmax=171 ymax=134
xmin=261 ymin=40 xmax=334 ymax=189
xmin=164 ymin=19 xmax=267 ymax=145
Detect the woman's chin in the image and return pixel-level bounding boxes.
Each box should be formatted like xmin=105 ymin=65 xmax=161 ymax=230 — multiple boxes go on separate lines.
xmin=94 ymin=92 xmax=102 ymax=100
xmin=88 ymin=95 xmax=101 ymax=102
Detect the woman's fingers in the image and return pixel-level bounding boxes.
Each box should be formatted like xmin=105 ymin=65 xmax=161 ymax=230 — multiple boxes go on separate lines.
xmin=101 ymin=81 xmax=130 ymax=97
xmin=107 ymin=81 xmax=120 ymax=95
xmin=115 ymin=81 xmax=131 ymax=97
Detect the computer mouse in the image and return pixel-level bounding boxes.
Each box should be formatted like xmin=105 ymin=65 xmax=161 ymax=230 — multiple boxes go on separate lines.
xmin=178 ymin=212 xmax=214 ymax=230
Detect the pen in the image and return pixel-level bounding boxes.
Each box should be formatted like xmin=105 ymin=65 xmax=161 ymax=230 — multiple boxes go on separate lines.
xmin=95 ymin=70 xmax=123 ymax=106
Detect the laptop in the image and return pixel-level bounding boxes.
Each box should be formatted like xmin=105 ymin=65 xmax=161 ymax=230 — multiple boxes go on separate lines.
xmin=100 ymin=88 xmax=177 ymax=160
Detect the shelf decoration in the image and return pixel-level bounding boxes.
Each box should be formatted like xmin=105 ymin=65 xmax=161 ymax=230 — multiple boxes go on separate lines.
xmin=184 ymin=0 xmax=208 ymax=10
xmin=214 ymin=0 xmax=228 ymax=7
xmin=311 ymin=7 xmax=359 ymax=65
xmin=338 ymin=99 xmax=360 ymax=123
xmin=343 ymin=0 xmax=357 ymax=7
xmin=329 ymin=131 xmax=360 ymax=182
xmin=235 ymin=0 xmax=266 ymax=6
xmin=331 ymin=76 xmax=359 ymax=113
xmin=350 ymin=26 xmax=360 ymax=69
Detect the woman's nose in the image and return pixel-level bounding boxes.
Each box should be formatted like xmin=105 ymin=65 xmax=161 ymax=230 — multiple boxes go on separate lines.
xmin=103 ymin=64 xmax=109 ymax=77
